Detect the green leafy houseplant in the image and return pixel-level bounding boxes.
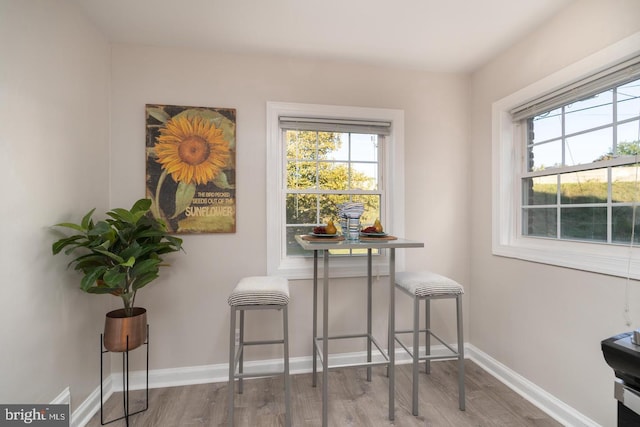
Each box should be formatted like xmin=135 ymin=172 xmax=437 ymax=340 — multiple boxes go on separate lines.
xmin=52 ymin=198 xmax=183 ymax=317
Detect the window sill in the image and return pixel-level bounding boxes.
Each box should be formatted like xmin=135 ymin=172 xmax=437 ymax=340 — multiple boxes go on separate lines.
xmin=493 ymin=236 xmax=640 ymax=279
xmin=271 ymin=255 xmax=392 ymax=280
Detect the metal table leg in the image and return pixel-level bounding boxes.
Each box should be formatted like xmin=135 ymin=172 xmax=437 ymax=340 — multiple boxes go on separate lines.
xmin=312 ymin=250 xmax=318 ymax=388
xmin=367 ymin=249 xmax=372 ymax=382
xmin=388 ymin=248 xmax=396 ymax=421
xmin=322 ymin=249 xmax=329 ymax=427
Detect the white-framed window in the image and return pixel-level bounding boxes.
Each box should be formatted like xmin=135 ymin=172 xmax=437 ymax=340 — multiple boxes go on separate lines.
xmin=518 ymin=76 xmax=640 ymax=244
xmin=493 ymin=40 xmax=640 ymax=279
xmin=267 ymin=102 xmax=405 ymax=279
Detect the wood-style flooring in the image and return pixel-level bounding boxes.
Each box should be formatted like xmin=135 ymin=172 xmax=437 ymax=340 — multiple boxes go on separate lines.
xmin=86 ymin=360 xmax=563 ymax=426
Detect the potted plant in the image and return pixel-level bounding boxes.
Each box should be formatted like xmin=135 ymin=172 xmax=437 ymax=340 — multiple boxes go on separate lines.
xmin=52 ymin=198 xmax=183 ymax=351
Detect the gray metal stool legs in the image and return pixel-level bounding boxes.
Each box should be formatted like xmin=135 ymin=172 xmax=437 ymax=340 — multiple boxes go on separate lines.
xmin=227 ymin=276 xmax=291 ymax=427
xmin=395 ymin=271 xmax=465 ymax=416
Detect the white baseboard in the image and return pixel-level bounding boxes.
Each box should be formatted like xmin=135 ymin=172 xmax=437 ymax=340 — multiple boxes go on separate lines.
xmin=107 ymin=343 xmax=450 ymax=392
xmin=69 ymin=376 xmax=113 ymax=427
xmin=71 ymin=343 xmax=599 ymax=427
xmin=466 ymin=344 xmax=600 ymax=427
xmin=51 ymin=387 xmax=70 ymax=405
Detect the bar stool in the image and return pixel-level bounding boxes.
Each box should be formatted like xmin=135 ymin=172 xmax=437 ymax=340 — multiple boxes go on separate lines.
xmin=227 ymin=276 xmax=291 ymax=427
xmin=394 ymin=271 xmax=465 ymax=416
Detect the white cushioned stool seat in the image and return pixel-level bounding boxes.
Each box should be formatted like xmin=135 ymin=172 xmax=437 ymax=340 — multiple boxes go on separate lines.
xmin=395 ymin=271 xmax=464 ymax=298
xmin=228 ymin=276 xmax=290 ymax=306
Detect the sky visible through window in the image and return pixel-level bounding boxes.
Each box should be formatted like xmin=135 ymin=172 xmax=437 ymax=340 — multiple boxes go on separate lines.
xmin=327 ymin=133 xmax=378 ymax=160
xmin=327 ymin=133 xmax=379 ymax=188
xmin=530 ymin=80 xmax=640 ymax=171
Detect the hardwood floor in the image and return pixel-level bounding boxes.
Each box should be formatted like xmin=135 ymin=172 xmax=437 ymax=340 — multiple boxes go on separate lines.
xmin=86 ymin=360 xmax=562 ymax=426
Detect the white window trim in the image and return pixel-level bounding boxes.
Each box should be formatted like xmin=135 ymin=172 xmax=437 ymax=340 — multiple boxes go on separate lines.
xmin=492 ymin=32 xmax=640 ymax=279
xmin=267 ymin=101 xmax=405 ymax=279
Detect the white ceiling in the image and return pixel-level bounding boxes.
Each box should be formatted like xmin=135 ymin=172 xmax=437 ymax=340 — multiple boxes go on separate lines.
xmin=70 ymin=0 xmax=573 ymax=73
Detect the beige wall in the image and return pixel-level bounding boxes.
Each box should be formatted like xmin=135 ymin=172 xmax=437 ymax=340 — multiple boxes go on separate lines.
xmin=0 ymin=0 xmax=111 ymax=411
xmin=469 ymin=0 xmax=640 ymax=425
xmin=109 ymin=45 xmax=470 ymax=368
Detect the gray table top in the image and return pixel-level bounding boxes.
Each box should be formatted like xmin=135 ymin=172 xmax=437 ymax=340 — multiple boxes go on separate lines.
xmin=295 ymin=235 xmax=424 ymax=250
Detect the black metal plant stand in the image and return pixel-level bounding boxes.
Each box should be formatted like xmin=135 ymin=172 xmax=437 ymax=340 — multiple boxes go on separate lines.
xmin=100 ymin=325 xmax=149 ymax=426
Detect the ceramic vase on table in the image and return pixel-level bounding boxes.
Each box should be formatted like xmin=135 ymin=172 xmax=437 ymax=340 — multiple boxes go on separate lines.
xmin=338 ymin=202 xmax=365 ymax=241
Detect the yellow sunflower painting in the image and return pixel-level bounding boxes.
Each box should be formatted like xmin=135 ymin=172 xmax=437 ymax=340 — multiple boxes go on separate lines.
xmin=145 ymin=104 xmax=236 ymax=234
xmin=155 ymin=115 xmax=230 ymax=186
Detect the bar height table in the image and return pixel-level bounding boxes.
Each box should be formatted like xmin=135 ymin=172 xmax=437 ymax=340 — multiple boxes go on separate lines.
xmin=295 ymin=235 xmax=424 ymax=427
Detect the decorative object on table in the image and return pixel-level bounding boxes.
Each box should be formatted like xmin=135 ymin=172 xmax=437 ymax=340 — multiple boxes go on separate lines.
xmin=312 ymin=220 xmax=337 ymax=236
xmin=301 ymin=234 xmax=346 ymax=242
xmin=361 ymin=218 xmax=384 ymax=234
xmin=146 ymin=104 xmax=236 ymax=234
xmin=51 ymin=198 xmax=183 ymax=352
xmin=338 ymin=202 xmax=364 ymax=241
xmin=359 ymin=235 xmax=397 ymax=241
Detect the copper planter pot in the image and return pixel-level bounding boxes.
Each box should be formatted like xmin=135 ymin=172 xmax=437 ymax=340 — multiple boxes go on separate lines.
xmin=103 ymin=307 xmax=147 ymax=352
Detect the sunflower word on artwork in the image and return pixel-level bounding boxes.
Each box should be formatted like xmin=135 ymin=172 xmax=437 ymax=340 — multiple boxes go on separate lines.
xmin=145 ymin=104 xmax=236 ymax=234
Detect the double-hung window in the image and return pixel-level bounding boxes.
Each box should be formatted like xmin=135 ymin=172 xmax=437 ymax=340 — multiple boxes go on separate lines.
xmin=518 ymin=75 xmax=640 ymax=243
xmin=283 ymin=118 xmax=387 ymax=257
xmin=267 ymin=102 xmax=405 ymax=279
xmin=493 ymin=51 xmax=640 ymax=278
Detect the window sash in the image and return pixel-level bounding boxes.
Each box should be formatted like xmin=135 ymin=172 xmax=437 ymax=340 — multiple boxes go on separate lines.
xmin=510 ymin=55 xmax=640 ymax=122
xmin=521 ymin=163 xmax=640 ymax=244
xmin=283 ymin=128 xmax=385 ymax=257
xmin=518 ymin=70 xmax=640 ymax=246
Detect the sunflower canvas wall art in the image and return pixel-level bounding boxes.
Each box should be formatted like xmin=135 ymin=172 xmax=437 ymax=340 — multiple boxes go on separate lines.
xmin=146 ymin=104 xmax=236 ymax=234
